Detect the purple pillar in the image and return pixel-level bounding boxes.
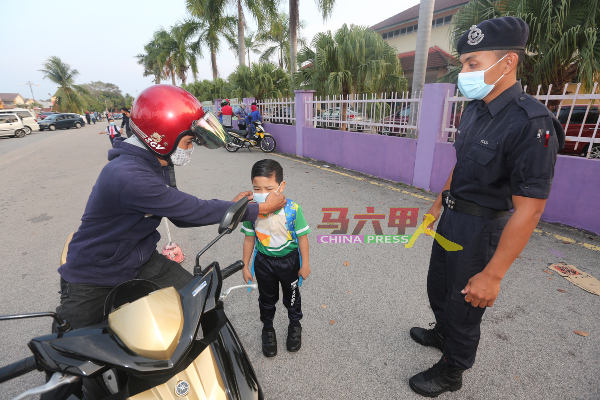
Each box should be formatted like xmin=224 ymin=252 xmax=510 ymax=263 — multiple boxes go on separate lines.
xmin=214 ymin=99 xmax=221 ymax=113
xmin=243 ymin=97 xmax=255 ymax=106
xmin=294 ymin=90 xmax=315 ymax=157
xmin=412 ymin=83 xmax=456 ymax=191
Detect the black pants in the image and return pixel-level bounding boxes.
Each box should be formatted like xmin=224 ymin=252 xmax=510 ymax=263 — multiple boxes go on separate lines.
xmin=427 ymin=208 xmax=509 ymax=370
xmin=54 ymin=251 xmax=192 ymax=331
xmin=254 ymin=251 xmax=302 ymax=329
xmin=125 ymin=128 xmax=133 ymax=138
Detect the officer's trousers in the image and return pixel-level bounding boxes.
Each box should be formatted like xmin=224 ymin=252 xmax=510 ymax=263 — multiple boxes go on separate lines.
xmin=427 ymin=208 xmax=509 ymax=369
xmin=254 ymin=250 xmax=302 ymax=328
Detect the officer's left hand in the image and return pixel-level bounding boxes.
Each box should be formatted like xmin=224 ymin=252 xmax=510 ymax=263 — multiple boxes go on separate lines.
xmin=233 ymin=191 xmax=254 ymax=202
xmin=461 ymin=271 xmax=501 ymax=308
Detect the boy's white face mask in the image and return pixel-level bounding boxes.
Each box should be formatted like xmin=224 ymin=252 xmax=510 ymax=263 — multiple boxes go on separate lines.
xmin=253 ymin=183 xmax=282 ymax=204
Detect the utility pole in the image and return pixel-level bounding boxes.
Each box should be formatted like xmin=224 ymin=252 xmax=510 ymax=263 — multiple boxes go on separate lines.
xmin=21 ymin=81 xmax=40 ymax=103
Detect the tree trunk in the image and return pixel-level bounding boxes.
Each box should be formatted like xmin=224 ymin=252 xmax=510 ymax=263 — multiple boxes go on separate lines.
xmin=211 ymin=48 xmax=218 ymax=80
xmin=247 ymin=49 xmax=250 ymax=66
xmin=409 ymin=0 xmax=435 ymax=135
xmin=238 ymin=0 xmax=246 ymax=67
xmin=341 ymin=92 xmax=348 ymax=131
xmin=289 ymin=0 xmax=298 ymax=75
xmin=171 ymin=69 xmax=176 ymax=86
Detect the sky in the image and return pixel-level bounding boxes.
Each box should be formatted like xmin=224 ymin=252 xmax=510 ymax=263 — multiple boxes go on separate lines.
xmin=0 ymin=0 xmax=420 ymax=102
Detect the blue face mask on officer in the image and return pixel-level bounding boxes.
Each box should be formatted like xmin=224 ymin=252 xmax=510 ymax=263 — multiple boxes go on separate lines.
xmin=457 ymin=54 xmax=507 ymax=100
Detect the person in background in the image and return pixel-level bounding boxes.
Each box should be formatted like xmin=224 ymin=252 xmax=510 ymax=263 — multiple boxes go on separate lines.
xmin=236 ymin=103 xmax=248 ymax=131
xmin=99 ymin=118 xmax=122 ymax=145
xmin=220 ymin=99 xmax=233 ymax=129
xmin=121 ymin=107 xmax=132 ymax=138
xmin=85 ymin=111 xmax=91 ymax=125
xmin=91 ymin=112 xmax=97 ymax=124
xmin=247 ymin=104 xmax=263 ymax=139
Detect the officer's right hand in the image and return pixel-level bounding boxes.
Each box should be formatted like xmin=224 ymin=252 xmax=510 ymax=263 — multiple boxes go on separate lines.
xmin=259 ymin=192 xmax=286 ymax=214
xmin=424 ymin=205 xmax=441 ymax=235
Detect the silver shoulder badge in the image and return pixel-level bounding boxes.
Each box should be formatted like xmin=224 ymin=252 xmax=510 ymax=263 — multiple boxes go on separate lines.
xmin=467 ymin=25 xmax=484 ymax=45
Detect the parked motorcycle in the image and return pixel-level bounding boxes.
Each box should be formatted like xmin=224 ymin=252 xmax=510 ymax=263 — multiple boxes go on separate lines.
xmin=0 ymin=198 xmax=264 ymax=400
xmin=225 ymin=121 xmax=276 ymax=153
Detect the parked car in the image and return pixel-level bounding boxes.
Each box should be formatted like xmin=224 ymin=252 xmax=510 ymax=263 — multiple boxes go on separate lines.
xmin=554 ymin=105 xmax=600 ymax=158
xmin=315 ymin=107 xmax=371 ymax=131
xmin=0 ymin=108 xmax=39 ymax=134
xmin=38 ymin=112 xmax=56 ymax=120
xmin=38 ymin=113 xmax=86 ymax=131
xmin=112 ymin=113 xmax=123 ymax=119
xmin=0 ymin=113 xmax=27 ymax=138
xmin=377 ymin=106 xmax=411 ymax=136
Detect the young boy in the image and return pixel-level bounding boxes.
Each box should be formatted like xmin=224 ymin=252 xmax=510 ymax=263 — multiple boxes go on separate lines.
xmin=98 ymin=118 xmax=122 ymax=145
xmin=241 ymin=159 xmax=311 ymax=357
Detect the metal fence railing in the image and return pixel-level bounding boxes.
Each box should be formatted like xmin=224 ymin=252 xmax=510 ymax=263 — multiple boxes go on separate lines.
xmin=256 ymin=97 xmax=296 ymax=125
xmin=304 ymin=92 xmax=422 ymax=136
xmin=442 ymin=83 xmax=600 ymax=159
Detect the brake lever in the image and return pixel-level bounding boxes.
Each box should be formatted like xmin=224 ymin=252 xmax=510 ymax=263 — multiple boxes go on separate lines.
xmin=220 ymin=284 xmax=258 ymax=300
xmin=13 ymin=372 xmax=80 ymax=400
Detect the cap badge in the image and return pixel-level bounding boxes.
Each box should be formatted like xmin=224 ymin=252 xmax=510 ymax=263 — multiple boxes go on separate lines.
xmin=467 ymin=25 xmax=484 ymax=45
xmin=150 ymin=132 xmax=162 ymax=143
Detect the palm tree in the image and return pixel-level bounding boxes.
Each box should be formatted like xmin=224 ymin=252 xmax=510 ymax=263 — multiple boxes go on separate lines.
xmin=171 ymin=22 xmax=202 ymax=85
xmin=258 ymin=11 xmax=307 ymax=72
xmin=440 ymin=0 xmax=600 ymax=93
xmin=39 ymin=56 xmax=89 ymax=113
xmin=296 ymin=24 xmax=407 ymax=130
xmin=186 ymin=0 xmax=277 ymax=69
xmin=229 ymin=62 xmax=291 ymax=100
xmin=136 ymin=36 xmax=170 ymax=85
xmin=289 ymin=0 xmax=336 ymax=75
xmin=225 ymin=29 xmax=264 ymax=66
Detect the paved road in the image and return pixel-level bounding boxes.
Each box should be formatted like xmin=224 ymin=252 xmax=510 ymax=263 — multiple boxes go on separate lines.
xmin=0 ymin=122 xmax=598 ymax=399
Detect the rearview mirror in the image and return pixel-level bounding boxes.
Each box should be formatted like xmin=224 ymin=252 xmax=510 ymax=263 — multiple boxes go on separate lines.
xmin=219 ymin=197 xmax=248 ymax=234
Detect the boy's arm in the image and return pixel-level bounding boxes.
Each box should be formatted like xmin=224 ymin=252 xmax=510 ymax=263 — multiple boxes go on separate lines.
xmin=242 ymin=235 xmax=256 ymax=283
xmin=298 ymin=235 xmax=311 ymax=279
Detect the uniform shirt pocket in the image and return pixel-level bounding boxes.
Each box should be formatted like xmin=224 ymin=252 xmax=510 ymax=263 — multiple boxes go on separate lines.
xmin=466 ymin=140 xmax=498 ymax=185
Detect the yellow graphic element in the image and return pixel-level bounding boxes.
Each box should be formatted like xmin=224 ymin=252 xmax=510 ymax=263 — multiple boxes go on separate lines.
xmin=405 ymin=214 xmax=463 ymax=251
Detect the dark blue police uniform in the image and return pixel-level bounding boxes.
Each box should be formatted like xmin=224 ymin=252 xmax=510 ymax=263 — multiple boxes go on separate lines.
xmin=428 ymin=81 xmax=565 ymax=369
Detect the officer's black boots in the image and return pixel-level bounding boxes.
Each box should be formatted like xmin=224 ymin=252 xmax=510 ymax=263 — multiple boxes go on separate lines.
xmin=409 ymin=357 xmax=464 ymax=397
xmin=286 ymin=325 xmax=302 ymax=352
xmin=410 ymin=322 xmax=445 ymax=351
xmin=262 ymin=328 xmax=277 ymax=357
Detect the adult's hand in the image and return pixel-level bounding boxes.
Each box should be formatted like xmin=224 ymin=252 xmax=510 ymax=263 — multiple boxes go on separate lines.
xmin=259 ymin=192 xmax=286 ymax=214
xmin=461 ymin=270 xmax=501 ymax=308
xmin=423 ymin=204 xmax=441 ymax=235
xmin=232 ymin=191 xmax=253 ymax=202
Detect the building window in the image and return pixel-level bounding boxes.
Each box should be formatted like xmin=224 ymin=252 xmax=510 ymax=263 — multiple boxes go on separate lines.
xmin=444 ymin=16 xmax=452 ymax=25
xmin=414 ymin=24 xmax=418 ymax=32
xmin=394 ymin=29 xmax=400 ymax=36
xmin=382 ymin=32 xmax=388 ymax=39
xmin=407 ymin=26 xmax=413 ymax=34
xmin=401 ymin=27 xmax=407 ymax=35
xmin=436 ymin=18 xmax=444 ymax=27
xmin=432 ymin=20 xmax=436 ymax=28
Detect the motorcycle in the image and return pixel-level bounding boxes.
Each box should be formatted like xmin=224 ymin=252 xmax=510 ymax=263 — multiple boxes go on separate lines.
xmin=0 ymin=198 xmax=264 ymax=400
xmin=224 ymin=121 xmax=276 ymax=153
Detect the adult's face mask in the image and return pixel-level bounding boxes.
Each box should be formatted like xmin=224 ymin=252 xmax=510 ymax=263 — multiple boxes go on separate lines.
xmin=457 ymin=54 xmax=507 ymax=100
xmin=170 ymin=145 xmax=194 ymax=166
xmin=253 ymin=183 xmax=282 ymax=204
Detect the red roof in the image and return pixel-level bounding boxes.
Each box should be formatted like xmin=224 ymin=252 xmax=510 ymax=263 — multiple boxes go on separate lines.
xmin=398 ymin=46 xmax=457 ymax=72
xmin=370 ymin=0 xmax=470 ymax=31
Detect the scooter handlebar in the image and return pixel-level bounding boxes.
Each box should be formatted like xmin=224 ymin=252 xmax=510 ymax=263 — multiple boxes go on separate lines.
xmin=221 ymin=260 xmax=245 ymax=280
xmin=0 ymin=356 xmax=37 ymax=384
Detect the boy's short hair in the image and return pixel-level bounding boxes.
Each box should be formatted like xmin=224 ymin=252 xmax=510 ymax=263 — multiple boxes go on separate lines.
xmin=251 ymin=159 xmax=283 ymax=184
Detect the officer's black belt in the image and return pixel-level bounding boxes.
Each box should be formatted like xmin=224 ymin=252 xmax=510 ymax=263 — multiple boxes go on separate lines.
xmin=442 ymin=190 xmax=509 ymax=218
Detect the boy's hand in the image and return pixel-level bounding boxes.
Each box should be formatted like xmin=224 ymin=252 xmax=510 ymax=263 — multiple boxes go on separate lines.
xmin=242 ymin=266 xmax=253 ymax=284
xmin=298 ymin=265 xmax=311 ymax=280
xmin=233 ymin=191 xmax=253 ymax=202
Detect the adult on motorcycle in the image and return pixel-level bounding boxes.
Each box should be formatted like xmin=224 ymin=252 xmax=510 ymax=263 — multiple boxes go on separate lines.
xmin=219 ymin=99 xmax=233 ymax=129
xmin=247 ymin=104 xmax=263 ymax=140
xmin=236 ymin=102 xmax=248 ymax=131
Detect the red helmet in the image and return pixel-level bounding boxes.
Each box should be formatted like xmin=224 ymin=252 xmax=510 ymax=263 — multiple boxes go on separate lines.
xmin=130 ymin=85 xmax=230 ymax=157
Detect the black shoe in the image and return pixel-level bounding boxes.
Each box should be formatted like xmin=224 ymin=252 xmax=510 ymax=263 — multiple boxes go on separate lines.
xmin=286 ymin=325 xmax=302 ymax=352
xmin=410 ymin=322 xmax=444 ymax=351
xmin=409 ymin=357 xmax=464 ymax=397
xmin=262 ymin=328 xmax=277 ymax=357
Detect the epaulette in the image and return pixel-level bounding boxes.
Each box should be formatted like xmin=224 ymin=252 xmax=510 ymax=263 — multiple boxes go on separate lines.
xmin=515 ymin=93 xmax=551 ymax=119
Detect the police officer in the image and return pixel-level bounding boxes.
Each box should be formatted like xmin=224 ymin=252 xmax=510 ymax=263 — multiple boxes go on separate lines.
xmin=408 ymin=17 xmax=565 ymax=397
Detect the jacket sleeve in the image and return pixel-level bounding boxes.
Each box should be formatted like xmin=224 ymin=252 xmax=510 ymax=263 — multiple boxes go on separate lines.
xmin=119 ymin=172 xmax=259 ymax=227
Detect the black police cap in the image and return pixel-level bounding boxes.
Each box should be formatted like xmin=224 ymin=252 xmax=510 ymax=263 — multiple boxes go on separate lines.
xmin=456 ymin=16 xmax=529 ymax=55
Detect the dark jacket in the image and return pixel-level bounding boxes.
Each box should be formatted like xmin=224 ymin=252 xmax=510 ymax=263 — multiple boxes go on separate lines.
xmin=121 ymin=115 xmax=130 ymax=131
xmin=58 ymin=138 xmax=259 ymax=286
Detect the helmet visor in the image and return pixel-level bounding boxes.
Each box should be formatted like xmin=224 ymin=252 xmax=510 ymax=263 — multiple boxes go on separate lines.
xmin=191 ymin=112 xmax=231 ymax=149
